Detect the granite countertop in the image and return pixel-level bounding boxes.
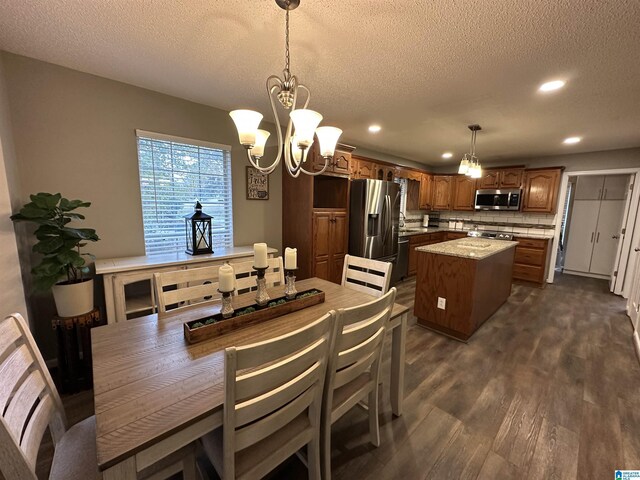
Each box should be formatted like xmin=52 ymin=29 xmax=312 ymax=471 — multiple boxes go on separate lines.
xmin=415 ymin=237 xmax=518 ymax=260
xmin=398 ymin=226 xmax=553 ymax=241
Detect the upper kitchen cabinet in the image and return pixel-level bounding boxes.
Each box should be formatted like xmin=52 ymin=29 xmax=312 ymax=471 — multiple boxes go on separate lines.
xmin=310 ymin=143 xmax=354 ymax=176
xmin=351 ymin=156 xmax=375 ymax=179
xmin=477 ymin=167 xmax=524 ymax=189
xmin=375 ymin=164 xmax=396 ymax=182
xmin=419 ymin=173 xmax=433 ymax=210
xmin=522 ymin=168 xmax=562 ymax=213
xmin=452 ymin=175 xmax=476 ymax=211
xmin=432 ymin=175 xmax=452 ymax=210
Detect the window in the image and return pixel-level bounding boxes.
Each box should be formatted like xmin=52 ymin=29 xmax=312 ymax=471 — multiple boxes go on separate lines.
xmin=136 ymin=130 xmax=233 ymax=255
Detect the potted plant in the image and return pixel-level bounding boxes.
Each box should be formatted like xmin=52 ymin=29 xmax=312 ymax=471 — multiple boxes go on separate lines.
xmin=11 ymin=192 xmax=100 ymax=317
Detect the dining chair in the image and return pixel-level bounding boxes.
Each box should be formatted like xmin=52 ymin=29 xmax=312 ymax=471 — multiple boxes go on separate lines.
xmin=199 ymin=310 xmax=336 ymax=480
xmin=232 ymin=256 xmax=285 ymax=295
xmin=154 ymin=264 xmax=222 ymax=317
xmin=0 ymin=313 xmax=197 ymax=480
xmin=341 ymin=254 xmax=393 ymax=298
xmin=321 ymin=287 xmax=397 ymax=480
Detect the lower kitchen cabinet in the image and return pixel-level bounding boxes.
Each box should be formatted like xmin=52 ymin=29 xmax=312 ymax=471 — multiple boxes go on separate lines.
xmin=408 ymin=232 xmax=445 ymax=276
xmin=512 ymin=237 xmax=550 ymax=286
xmin=312 ymin=210 xmax=348 ymax=284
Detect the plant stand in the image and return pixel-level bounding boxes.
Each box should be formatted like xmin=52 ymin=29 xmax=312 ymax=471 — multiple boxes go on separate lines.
xmin=51 ymin=308 xmax=103 ymax=393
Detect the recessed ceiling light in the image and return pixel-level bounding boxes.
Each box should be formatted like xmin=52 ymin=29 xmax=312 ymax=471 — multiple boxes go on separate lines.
xmin=539 ymin=80 xmax=566 ymax=92
xmin=368 ymin=125 xmax=381 ymax=133
xmin=442 ymin=152 xmax=453 ymax=159
xmin=563 ymin=136 xmax=581 ymax=144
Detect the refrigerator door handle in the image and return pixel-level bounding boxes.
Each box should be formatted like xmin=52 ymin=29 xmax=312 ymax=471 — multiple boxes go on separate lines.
xmin=384 ymin=194 xmax=392 ymax=245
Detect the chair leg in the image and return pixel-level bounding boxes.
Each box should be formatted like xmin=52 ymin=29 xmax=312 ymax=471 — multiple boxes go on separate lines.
xmin=308 ymin=435 xmax=322 ymax=480
xmin=321 ymin=417 xmax=332 ymax=480
xmin=182 ymin=449 xmax=197 ymax=480
xmin=368 ymin=388 xmax=380 ymax=447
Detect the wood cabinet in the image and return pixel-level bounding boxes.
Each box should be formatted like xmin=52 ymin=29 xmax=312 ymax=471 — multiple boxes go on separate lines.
xmin=452 ymin=175 xmax=476 ymax=211
xmin=522 ymin=168 xmax=562 ymax=213
xmin=446 ymin=231 xmax=468 ymax=241
xmin=375 ymin=165 xmax=396 ymax=182
xmin=512 ymin=237 xmax=550 ymax=286
xmin=408 ymin=232 xmax=445 ymax=276
xmin=312 ymin=210 xmax=348 ymax=284
xmin=419 ymin=174 xmax=433 ymax=210
xmin=310 ymin=143 xmax=353 ymax=176
xmin=352 ymin=158 xmax=375 ymax=179
xmin=432 ymin=176 xmax=453 ymax=210
xmin=477 ymin=168 xmax=523 ymax=189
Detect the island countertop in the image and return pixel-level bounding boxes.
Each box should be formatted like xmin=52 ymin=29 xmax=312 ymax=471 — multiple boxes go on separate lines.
xmin=415 ymin=237 xmax=518 ymax=260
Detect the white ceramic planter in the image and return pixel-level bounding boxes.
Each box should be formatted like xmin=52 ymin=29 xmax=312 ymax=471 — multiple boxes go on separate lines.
xmin=51 ymin=278 xmax=94 ymax=317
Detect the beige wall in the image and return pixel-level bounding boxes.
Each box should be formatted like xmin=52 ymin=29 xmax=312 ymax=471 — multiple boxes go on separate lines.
xmin=0 ymin=55 xmax=28 ymax=324
xmin=431 ymin=147 xmax=640 ymax=174
xmin=1 ymin=51 xmax=282 ymax=358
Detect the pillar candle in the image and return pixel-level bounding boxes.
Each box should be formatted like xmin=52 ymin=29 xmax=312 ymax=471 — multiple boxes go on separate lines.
xmin=218 ymin=263 xmax=235 ymax=292
xmin=254 ymin=243 xmax=268 ymax=268
xmin=284 ymin=247 xmax=297 ymax=270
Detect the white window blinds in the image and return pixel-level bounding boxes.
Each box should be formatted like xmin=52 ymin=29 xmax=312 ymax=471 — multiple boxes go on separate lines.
xmin=136 ymin=130 xmax=233 ymax=255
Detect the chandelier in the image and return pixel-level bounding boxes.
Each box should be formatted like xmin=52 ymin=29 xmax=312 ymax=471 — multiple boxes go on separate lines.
xmin=229 ymin=0 xmax=342 ymax=177
xmin=458 ymin=124 xmax=482 ymax=179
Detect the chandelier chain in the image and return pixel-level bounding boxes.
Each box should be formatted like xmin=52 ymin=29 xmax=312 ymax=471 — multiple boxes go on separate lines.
xmin=284 ymin=6 xmax=290 ymax=77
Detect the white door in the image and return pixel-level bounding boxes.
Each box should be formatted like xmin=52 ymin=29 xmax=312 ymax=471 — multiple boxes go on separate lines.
xmin=611 ymin=176 xmax=634 ymax=292
xmin=627 ymin=249 xmax=640 ymax=330
xmin=564 ymin=200 xmax=601 ymax=273
xmin=574 ymin=175 xmax=605 ymax=200
xmin=591 ymin=200 xmax=626 ymax=275
xmin=603 ymin=175 xmax=629 ymax=200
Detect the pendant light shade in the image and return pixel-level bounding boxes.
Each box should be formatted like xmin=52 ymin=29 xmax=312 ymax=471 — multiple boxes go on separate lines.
xmin=229 ymin=110 xmax=263 ymax=147
xmin=459 ymin=125 xmax=482 ymax=178
xmin=316 ymin=126 xmax=343 ymax=158
xmin=289 ymin=109 xmax=323 ymax=149
xmin=250 ymin=129 xmax=271 ymax=158
xmin=458 ymin=158 xmax=470 ymax=175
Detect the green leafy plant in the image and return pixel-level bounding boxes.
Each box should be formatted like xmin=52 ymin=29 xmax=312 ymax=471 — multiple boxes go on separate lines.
xmin=10 ymin=192 xmax=100 ymax=291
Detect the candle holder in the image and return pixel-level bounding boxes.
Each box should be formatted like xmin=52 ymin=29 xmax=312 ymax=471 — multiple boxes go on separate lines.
xmin=252 ymin=266 xmax=270 ymax=306
xmin=217 ymin=289 xmax=235 ymax=319
xmin=284 ymin=268 xmax=298 ymax=300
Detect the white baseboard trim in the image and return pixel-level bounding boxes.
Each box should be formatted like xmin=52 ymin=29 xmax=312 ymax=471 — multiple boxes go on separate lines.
xmin=562 ymin=269 xmax=609 ymax=280
xmin=634 ymin=331 xmax=640 ymax=366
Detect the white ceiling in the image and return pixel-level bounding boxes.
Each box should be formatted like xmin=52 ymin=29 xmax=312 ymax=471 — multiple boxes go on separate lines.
xmin=1 ymin=0 xmax=639 ymax=166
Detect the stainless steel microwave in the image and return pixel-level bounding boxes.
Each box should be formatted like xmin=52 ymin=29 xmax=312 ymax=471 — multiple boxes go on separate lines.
xmin=475 ymin=189 xmax=522 ymax=211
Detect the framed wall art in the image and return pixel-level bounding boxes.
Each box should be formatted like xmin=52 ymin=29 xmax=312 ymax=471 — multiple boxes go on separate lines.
xmin=246 ymin=166 xmax=269 ymax=200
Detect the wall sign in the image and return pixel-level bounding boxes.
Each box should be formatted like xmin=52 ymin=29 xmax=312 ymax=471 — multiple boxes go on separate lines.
xmin=246 ymin=166 xmax=269 ymax=200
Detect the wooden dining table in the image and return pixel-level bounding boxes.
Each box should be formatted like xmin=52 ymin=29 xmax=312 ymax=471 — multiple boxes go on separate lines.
xmin=91 ymin=277 xmax=409 ymax=479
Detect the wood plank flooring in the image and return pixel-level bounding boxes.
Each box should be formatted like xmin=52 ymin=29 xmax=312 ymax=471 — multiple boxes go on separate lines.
xmin=22 ymin=273 xmax=640 ymax=480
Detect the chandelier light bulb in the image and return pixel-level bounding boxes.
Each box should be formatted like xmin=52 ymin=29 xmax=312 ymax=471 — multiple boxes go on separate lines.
xmin=290 ymin=109 xmax=323 ymax=149
xmin=316 ymin=126 xmax=343 ymax=158
xmin=229 ymin=110 xmax=263 ymax=147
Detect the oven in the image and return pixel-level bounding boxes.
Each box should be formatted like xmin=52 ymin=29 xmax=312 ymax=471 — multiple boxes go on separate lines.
xmin=474 ymin=189 xmax=522 ymax=211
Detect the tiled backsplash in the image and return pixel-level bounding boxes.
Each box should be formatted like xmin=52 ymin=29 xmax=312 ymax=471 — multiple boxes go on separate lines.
xmin=405 ymin=210 xmax=557 ymax=237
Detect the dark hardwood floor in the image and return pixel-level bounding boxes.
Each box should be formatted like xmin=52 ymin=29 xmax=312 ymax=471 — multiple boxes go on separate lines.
xmin=29 ymin=273 xmax=640 ymax=480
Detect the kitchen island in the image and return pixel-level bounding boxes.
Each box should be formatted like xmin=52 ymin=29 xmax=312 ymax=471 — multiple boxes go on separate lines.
xmin=414 ymin=237 xmax=517 ymax=341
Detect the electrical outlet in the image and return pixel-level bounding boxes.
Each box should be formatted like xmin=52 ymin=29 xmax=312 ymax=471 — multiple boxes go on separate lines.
xmin=437 ymin=297 xmax=446 ymax=310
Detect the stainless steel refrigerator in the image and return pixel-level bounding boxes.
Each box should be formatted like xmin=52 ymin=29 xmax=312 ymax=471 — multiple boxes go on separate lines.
xmin=349 ymin=179 xmax=400 ymax=264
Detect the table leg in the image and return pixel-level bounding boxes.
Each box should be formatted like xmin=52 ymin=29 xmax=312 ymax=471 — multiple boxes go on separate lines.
xmin=390 ymin=312 xmax=407 ymax=417
xmin=104 ymin=457 xmax=136 ymax=480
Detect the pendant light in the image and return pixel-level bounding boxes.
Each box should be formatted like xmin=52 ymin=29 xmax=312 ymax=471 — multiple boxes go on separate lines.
xmin=458 ymin=124 xmax=482 ymax=178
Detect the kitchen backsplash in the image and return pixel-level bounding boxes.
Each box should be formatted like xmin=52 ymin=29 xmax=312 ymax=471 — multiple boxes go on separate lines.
xmin=405 ymin=210 xmax=556 ymax=237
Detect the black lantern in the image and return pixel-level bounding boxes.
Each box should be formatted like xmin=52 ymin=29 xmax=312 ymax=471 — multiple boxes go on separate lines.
xmin=185 ymin=201 xmax=213 ymax=255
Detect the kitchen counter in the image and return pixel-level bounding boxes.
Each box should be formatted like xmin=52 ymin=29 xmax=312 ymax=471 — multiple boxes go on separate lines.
xmin=416 ymin=237 xmax=519 ymax=260
xmin=413 ymin=237 xmax=516 ymax=341
xmin=398 ymin=226 xmax=553 ymax=241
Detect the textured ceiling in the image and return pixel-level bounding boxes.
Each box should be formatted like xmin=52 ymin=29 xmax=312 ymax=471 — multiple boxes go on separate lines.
xmin=1 ymin=0 xmax=640 ymax=166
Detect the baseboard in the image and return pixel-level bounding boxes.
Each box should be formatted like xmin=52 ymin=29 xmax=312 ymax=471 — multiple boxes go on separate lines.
xmin=634 ymin=331 xmax=640 ymax=367
xmin=562 ymin=269 xmax=609 ymax=280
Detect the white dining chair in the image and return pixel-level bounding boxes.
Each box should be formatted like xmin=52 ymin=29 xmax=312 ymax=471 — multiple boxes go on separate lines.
xmin=0 ymin=313 xmax=197 ymax=480
xmin=199 ymin=311 xmax=336 ymax=480
xmin=154 ymin=264 xmax=222 ymax=317
xmin=232 ymin=256 xmax=285 ymax=295
xmin=341 ymin=255 xmax=393 ymax=298
xmin=321 ymin=287 xmax=397 ymax=480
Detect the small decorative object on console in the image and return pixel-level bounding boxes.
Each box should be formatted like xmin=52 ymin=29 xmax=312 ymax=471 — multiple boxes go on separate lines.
xmin=185 ymin=201 xmax=213 ymax=255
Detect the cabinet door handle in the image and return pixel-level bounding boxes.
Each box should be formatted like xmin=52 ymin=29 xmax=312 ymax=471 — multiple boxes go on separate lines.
xmin=590 ymin=232 xmax=594 ymax=243
xmin=603 ymin=188 xmax=607 ymax=199
xmin=596 ymin=232 xmax=600 ymax=243
xmin=612 ymin=235 xmax=620 ymax=239
xmin=635 ymin=247 xmax=640 ymax=252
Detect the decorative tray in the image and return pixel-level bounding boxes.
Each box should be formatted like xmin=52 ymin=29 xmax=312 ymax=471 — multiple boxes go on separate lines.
xmin=183 ymin=288 xmax=325 ymax=344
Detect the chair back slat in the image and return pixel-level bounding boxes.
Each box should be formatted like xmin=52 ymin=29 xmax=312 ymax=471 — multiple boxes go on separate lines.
xmin=235 ymin=338 xmax=325 ymax=401
xmin=162 ymin=282 xmax=220 ymax=307
xmin=0 ymin=314 xmax=67 ymax=480
xmin=236 ymin=314 xmax=331 ymax=370
xmin=0 ymin=345 xmax=33 ymax=413
xmin=222 ymin=311 xmax=334 ymax=479
xmin=336 ymin=326 xmax=386 ymax=371
xmin=233 ymin=257 xmax=285 ymax=295
xmin=338 ymin=310 xmax=389 ymax=351
xmin=235 ymin=360 xmax=322 ymax=427
xmin=235 ymin=386 xmax=314 ymax=451
xmin=341 ymin=255 xmax=392 ymax=298
xmin=333 ymin=345 xmax=381 ymax=390
xmin=20 ymin=394 xmax=54 ymax=468
xmin=4 ymin=371 xmax=46 ymax=443
xmin=0 ymin=317 xmax=21 ymax=362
